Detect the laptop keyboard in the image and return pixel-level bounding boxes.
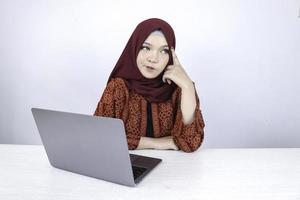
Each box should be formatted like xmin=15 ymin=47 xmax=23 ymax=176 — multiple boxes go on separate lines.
xmin=132 ymin=165 xmax=147 ymax=180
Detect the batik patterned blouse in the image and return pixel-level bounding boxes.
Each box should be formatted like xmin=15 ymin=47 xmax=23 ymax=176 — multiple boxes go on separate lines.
xmin=94 ymin=78 xmax=205 ymax=152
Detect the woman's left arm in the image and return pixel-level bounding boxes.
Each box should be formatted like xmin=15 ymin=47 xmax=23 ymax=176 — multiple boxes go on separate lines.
xmin=180 ymin=81 xmax=197 ymax=125
xmin=163 ymin=48 xmax=197 ymax=125
xmin=162 ymin=48 xmax=205 ymax=152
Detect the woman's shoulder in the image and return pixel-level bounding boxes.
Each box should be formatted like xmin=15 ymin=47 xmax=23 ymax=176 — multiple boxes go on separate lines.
xmin=105 ymin=78 xmax=130 ymax=100
xmin=107 ymin=77 xmax=128 ymax=90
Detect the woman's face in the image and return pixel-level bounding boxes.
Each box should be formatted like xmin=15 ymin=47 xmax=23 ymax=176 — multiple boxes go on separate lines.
xmin=136 ymin=31 xmax=170 ymax=79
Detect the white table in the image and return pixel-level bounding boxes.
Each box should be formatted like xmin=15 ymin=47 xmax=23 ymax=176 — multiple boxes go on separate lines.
xmin=0 ymin=145 xmax=299 ymax=200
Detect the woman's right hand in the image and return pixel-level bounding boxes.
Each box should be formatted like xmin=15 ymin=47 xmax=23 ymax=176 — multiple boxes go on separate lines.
xmin=137 ymin=136 xmax=179 ymax=151
xmin=155 ymin=136 xmax=179 ymax=150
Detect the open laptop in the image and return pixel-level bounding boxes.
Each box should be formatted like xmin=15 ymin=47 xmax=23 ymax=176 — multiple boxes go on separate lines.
xmin=31 ymin=108 xmax=162 ymax=187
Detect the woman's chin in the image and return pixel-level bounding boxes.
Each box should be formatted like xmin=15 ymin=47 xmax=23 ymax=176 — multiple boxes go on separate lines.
xmin=141 ymin=72 xmax=158 ymax=79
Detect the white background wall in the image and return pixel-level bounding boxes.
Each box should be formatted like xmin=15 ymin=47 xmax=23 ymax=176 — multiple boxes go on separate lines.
xmin=1 ymin=0 xmax=299 ymax=148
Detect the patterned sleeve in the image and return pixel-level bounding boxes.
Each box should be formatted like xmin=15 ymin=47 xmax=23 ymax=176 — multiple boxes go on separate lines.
xmin=93 ymin=78 xmax=141 ymax=150
xmin=171 ymin=87 xmax=205 ymax=153
xmin=93 ymin=78 xmax=127 ymax=118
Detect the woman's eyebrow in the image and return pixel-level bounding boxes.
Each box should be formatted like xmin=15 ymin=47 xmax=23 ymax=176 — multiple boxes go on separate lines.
xmin=143 ymin=42 xmax=169 ymax=48
xmin=142 ymin=42 xmax=152 ymax=46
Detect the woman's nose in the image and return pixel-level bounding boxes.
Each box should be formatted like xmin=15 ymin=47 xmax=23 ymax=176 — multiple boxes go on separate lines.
xmin=147 ymin=51 xmax=159 ymax=63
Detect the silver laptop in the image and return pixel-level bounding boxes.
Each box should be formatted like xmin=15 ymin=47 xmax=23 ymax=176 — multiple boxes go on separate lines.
xmin=31 ymin=108 xmax=162 ymax=187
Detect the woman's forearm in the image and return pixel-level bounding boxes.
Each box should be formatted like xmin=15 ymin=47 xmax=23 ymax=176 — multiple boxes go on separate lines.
xmin=136 ymin=136 xmax=178 ymax=150
xmin=180 ymin=82 xmax=197 ymax=125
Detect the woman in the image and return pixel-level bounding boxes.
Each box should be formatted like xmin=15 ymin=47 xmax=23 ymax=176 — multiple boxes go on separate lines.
xmin=94 ymin=18 xmax=205 ymax=152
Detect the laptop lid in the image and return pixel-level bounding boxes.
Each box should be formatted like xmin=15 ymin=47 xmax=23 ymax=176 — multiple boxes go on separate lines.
xmin=31 ymin=108 xmax=137 ymax=186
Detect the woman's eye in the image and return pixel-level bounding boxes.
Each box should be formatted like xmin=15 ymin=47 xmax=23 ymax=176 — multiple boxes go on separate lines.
xmin=141 ymin=46 xmax=150 ymax=51
xmin=161 ymin=49 xmax=169 ymax=54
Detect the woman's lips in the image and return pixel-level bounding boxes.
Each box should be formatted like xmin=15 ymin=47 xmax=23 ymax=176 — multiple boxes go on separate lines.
xmin=145 ymin=65 xmax=155 ymax=70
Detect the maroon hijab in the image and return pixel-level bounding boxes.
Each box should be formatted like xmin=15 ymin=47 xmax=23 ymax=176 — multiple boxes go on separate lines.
xmin=108 ymin=18 xmax=177 ymax=103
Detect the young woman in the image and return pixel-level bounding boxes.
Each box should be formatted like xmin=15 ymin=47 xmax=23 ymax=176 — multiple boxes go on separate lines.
xmin=94 ymin=18 xmax=205 ymax=152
